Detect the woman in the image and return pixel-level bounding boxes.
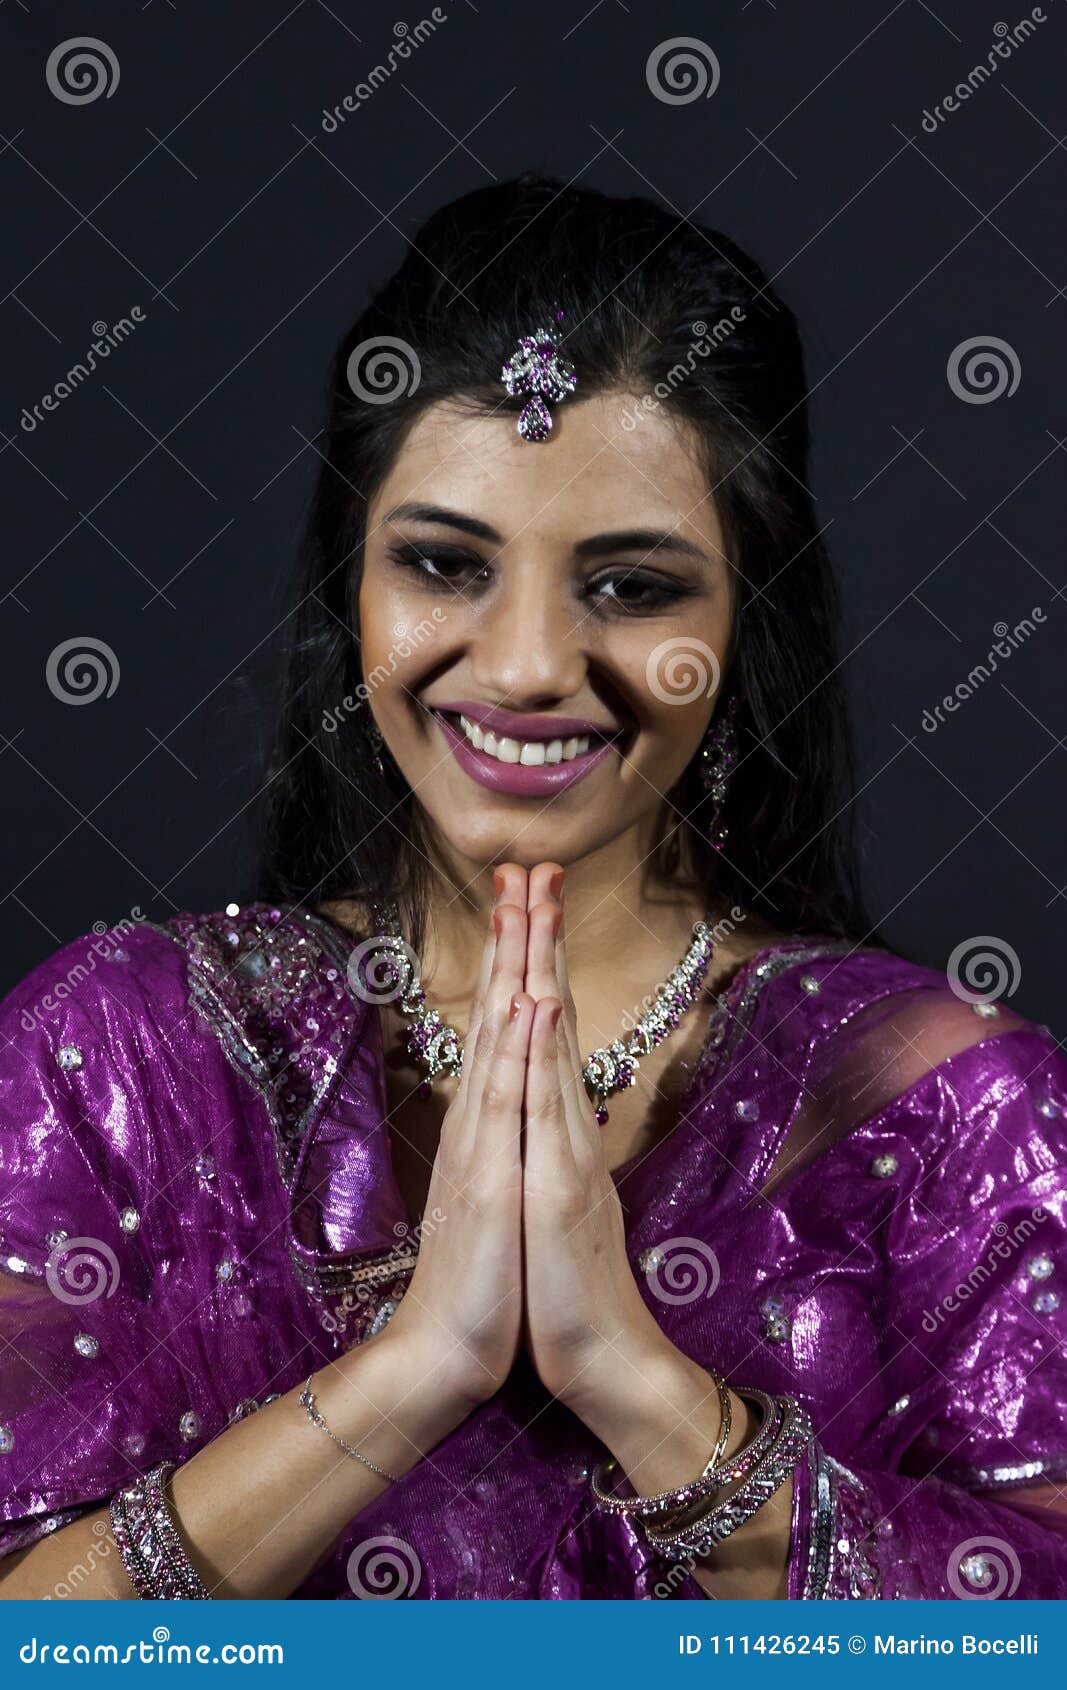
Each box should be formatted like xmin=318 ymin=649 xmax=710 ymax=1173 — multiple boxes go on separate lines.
xmin=1 ymin=174 xmax=1065 ymax=1601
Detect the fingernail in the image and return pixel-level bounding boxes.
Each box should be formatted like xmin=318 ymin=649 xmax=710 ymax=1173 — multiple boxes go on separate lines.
xmin=509 ymin=994 xmax=523 ymax=1021
xmin=547 ymin=868 xmax=564 ymax=901
xmin=492 ymin=868 xmax=505 ymax=900
xmin=548 ymin=1001 xmax=562 ymax=1029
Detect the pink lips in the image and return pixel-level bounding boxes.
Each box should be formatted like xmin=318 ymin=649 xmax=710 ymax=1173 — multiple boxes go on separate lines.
xmin=432 ymin=700 xmax=619 ymax=740
xmin=431 ymin=708 xmax=618 ymax=797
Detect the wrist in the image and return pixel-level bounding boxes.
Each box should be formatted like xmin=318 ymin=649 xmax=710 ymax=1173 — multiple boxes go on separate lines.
xmin=331 ymin=1324 xmax=475 ymax=1466
xmin=568 ymin=1333 xmax=738 ymax=1499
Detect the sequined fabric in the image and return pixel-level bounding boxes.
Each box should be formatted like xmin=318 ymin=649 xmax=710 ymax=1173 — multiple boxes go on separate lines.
xmin=1 ymin=903 xmax=1065 ymax=1598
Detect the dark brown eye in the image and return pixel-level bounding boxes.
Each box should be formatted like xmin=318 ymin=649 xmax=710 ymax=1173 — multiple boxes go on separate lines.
xmin=587 ymin=571 xmax=690 ymax=614
xmin=387 ymin=544 xmax=491 ymax=589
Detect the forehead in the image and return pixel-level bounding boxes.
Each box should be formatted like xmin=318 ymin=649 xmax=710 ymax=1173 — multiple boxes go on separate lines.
xmin=369 ymin=394 xmax=724 ymax=554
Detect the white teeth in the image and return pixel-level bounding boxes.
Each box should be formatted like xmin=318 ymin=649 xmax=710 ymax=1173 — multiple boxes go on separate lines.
xmin=454 ymin=716 xmax=598 ymax=765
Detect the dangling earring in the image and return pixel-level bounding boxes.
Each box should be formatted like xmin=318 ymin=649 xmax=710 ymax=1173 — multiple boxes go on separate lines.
xmin=366 ymin=715 xmax=385 ymax=777
xmin=355 ymin=696 xmax=386 ymax=776
xmin=698 ymin=695 xmax=739 ymax=852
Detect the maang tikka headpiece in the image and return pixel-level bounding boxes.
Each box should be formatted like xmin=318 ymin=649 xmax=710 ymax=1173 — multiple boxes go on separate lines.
xmin=500 ymin=308 xmax=578 ymax=442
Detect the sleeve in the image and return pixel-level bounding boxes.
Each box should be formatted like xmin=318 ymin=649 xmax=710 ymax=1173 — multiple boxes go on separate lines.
xmin=0 ymin=927 xmax=192 ymax=1563
xmin=786 ymin=997 xmax=1067 ymax=1599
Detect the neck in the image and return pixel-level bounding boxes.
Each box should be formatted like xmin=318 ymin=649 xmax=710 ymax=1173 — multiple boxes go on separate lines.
xmin=409 ymin=817 xmax=714 ymax=1006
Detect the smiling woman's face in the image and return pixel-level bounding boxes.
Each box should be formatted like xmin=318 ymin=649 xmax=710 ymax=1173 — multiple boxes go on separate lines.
xmin=357 ymin=392 xmax=734 ymax=874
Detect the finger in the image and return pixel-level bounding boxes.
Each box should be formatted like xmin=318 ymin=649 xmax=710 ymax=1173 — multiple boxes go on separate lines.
xmin=543 ymin=892 xmax=606 ymax=1152
xmin=524 ymin=890 xmax=563 ymax=1003
xmin=523 ymin=868 xmax=589 ymax=1134
xmin=452 ymin=891 xmax=501 ymax=1113
xmin=523 ymin=861 xmax=566 ymax=1013
xmin=523 ymin=996 xmax=577 ymax=1178
xmin=465 ymin=988 xmax=534 ymax=1168
xmin=496 ymin=860 xmax=530 ymax=915
xmin=455 ymin=863 xmax=527 ymax=1108
xmin=526 ymin=861 xmax=563 ymax=912
xmin=541 ymin=871 xmax=584 ymax=1078
xmin=464 ymin=898 xmax=528 ymax=1122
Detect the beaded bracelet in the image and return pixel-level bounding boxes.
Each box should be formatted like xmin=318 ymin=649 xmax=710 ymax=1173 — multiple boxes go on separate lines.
xmin=145 ymin=1465 xmax=210 ymax=1598
xmin=108 ymin=1483 xmax=155 ymax=1599
xmin=108 ymin=1463 xmax=210 ymax=1599
xmin=643 ymin=1397 xmax=814 ymax=1557
xmin=590 ymin=1387 xmax=777 ymax=1519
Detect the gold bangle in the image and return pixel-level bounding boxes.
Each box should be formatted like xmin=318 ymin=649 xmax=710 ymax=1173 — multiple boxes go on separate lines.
xmin=590 ymin=1368 xmax=734 ymax=1517
xmin=704 ymin=1369 xmax=732 ymax=1478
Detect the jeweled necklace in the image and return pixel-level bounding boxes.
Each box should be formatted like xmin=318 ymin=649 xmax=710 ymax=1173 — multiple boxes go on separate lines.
xmin=366 ymin=899 xmax=716 ymax=1125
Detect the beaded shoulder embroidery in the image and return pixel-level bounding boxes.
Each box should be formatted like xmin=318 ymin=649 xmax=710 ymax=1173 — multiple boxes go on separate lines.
xmin=166 ymin=903 xmax=360 ymax=1184
xmin=689 ymin=939 xmax=855 ymax=1089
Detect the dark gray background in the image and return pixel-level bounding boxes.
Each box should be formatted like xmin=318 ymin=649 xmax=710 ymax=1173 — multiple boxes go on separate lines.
xmin=2 ymin=1 xmax=1064 ymax=1032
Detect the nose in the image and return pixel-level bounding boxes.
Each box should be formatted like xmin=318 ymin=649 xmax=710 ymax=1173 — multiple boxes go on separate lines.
xmin=469 ymin=563 xmax=587 ymax=708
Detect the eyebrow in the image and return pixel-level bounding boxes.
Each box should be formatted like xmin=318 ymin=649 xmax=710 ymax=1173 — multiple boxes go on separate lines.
xmin=382 ymin=502 xmax=711 ymax=564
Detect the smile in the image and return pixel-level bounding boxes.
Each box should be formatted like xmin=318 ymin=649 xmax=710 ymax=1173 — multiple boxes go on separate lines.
xmin=429 ymin=708 xmax=621 ymax=797
xmin=457 ymin=714 xmax=595 ymax=765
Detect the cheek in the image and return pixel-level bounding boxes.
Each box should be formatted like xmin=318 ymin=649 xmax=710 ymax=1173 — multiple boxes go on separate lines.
xmin=608 ymin=621 xmax=729 ymax=789
xmin=357 ymin=570 xmax=407 ymax=661
xmin=605 ymin=612 xmax=728 ymax=747
xmin=641 ymin=627 xmax=729 ymax=714
xmin=357 ymin=573 xmax=453 ymax=723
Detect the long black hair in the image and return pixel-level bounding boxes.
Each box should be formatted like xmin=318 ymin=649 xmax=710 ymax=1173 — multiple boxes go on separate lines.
xmin=257 ymin=172 xmax=870 ymax=951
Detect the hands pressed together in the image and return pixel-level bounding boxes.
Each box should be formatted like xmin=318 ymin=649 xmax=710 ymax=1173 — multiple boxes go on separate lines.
xmin=386 ymin=862 xmax=732 ymax=1495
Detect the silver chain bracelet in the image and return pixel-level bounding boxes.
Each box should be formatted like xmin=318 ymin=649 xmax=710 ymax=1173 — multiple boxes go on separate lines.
xmin=299 ymin=1376 xmax=400 ymax=1484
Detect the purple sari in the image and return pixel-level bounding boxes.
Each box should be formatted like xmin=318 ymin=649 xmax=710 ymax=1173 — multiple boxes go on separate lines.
xmin=1 ymin=902 xmax=1066 ymax=1598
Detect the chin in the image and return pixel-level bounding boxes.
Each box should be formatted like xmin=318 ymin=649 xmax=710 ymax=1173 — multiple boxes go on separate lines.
xmin=423 ymin=808 xmax=605 ymax=873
